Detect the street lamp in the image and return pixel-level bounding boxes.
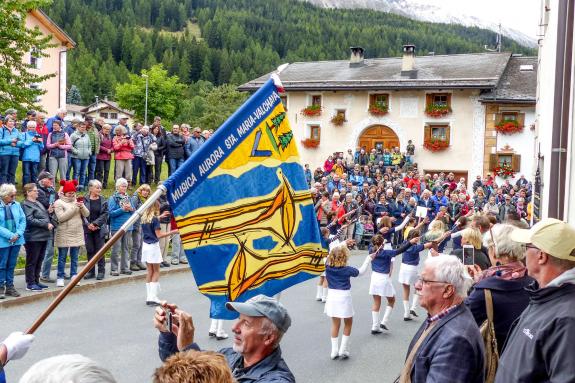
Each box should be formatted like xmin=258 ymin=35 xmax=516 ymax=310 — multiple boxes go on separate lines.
xmin=142 ymin=74 xmax=149 ymax=126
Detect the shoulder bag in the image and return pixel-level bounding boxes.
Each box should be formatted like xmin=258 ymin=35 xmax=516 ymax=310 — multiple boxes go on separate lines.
xmin=479 ymin=289 xmax=499 ymax=383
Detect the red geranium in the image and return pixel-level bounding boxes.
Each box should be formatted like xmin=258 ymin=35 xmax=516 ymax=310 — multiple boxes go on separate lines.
xmin=495 ymin=119 xmax=523 ymax=134
xmin=425 ymin=104 xmax=452 ymax=118
xmin=423 ymin=138 xmax=449 ymax=152
xmin=494 ymin=162 xmax=515 ymax=178
xmin=301 ymin=138 xmax=320 ymax=148
xmin=368 ymin=102 xmax=389 ymax=116
xmin=301 ymin=105 xmax=322 ymax=117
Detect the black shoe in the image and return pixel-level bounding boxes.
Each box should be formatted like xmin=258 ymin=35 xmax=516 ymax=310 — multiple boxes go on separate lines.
xmin=120 ymin=270 xmax=133 ymax=275
xmin=379 ymin=323 xmax=389 ymax=330
xmin=209 ymin=331 xmax=216 ymax=337
xmin=96 ymin=272 xmax=105 ymax=280
xmin=146 ymin=301 xmax=160 ymax=307
xmin=84 ymin=272 xmax=95 ymax=280
xmin=161 ymin=261 xmax=171 ymax=268
xmin=5 ymin=286 xmax=21 ymax=297
xmin=403 ymin=316 xmax=413 ymax=321
xmin=410 ymin=310 xmax=419 ymax=317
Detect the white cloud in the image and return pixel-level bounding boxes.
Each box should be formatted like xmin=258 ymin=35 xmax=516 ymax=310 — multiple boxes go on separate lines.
xmin=410 ymin=0 xmax=540 ymax=38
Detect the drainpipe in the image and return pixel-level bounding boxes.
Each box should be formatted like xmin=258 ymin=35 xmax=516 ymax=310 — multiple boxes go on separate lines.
xmin=548 ymin=0 xmax=574 ymax=220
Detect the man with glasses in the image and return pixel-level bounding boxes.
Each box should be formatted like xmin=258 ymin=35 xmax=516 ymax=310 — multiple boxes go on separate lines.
xmin=495 ymin=219 xmax=575 ymax=382
xmin=398 ymin=254 xmax=484 ymax=383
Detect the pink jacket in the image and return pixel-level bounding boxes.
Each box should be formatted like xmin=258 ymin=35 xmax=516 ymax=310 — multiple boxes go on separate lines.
xmin=113 ymin=135 xmax=135 ymax=160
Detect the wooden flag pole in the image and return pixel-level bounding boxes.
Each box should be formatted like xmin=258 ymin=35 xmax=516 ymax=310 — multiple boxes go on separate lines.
xmin=25 ymin=185 xmax=168 ymax=334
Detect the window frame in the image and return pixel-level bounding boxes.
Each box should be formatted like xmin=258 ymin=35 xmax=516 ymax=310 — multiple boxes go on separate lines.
xmin=424 ymin=123 xmax=451 ymax=145
xmin=309 ymin=124 xmax=321 ymax=141
xmin=426 ymin=92 xmax=452 ymax=108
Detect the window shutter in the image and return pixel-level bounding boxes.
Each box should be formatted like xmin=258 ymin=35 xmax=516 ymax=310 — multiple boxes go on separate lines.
xmin=424 ymin=125 xmax=431 ymax=141
xmin=517 ymin=113 xmax=525 ymax=128
xmin=426 ymin=94 xmax=432 ymax=107
xmin=489 ymin=154 xmax=498 ymax=171
xmin=512 ymin=154 xmax=521 ymax=171
xmin=445 ymin=125 xmax=451 ymax=145
xmin=447 ymin=94 xmax=452 ymax=107
xmin=369 ymin=94 xmax=375 ymax=105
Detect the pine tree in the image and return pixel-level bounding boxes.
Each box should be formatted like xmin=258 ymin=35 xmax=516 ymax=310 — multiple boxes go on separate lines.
xmin=67 ymin=85 xmax=82 ymax=105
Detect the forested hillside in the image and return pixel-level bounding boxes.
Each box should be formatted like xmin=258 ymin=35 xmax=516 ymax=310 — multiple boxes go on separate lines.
xmin=47 ymin=0 xmax=535 ymax=107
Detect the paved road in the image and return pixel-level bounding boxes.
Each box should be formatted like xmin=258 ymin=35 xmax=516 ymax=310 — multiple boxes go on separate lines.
xmin=0 ymin=252 xmax=423 ymax=382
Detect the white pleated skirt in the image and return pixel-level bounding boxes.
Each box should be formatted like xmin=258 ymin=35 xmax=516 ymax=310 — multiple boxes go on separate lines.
xmin=324 ymin=289 xmax=354 ymax=318
xmin=398 ymin=263 xmax=419 ymax=285
xmin=369 ymin=271 xmax=396 ymax=297
xmin=141 ymin=242 xmax=162 ymax=264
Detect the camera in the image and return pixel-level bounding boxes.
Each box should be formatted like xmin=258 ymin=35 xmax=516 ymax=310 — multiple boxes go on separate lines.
xmin=34 ymin=134 xmax=42 ymax=139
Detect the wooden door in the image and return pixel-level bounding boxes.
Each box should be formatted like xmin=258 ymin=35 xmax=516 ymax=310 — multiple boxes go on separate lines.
xmin=358 ymin=125 xmax=399 ymax=151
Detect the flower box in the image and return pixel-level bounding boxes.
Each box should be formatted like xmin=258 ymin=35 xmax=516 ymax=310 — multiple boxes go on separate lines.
xmin=368 ymin=102 xmax=389 ymax=116
xmin=494 ymin=162 xmax=515 ymax=178
xmin=330 ymin=114 xmax=346 ymax=126
xmin=423 ymin=138 xmax=449 ymax=152
xmin=301 ymin=105 xmax=322 ymax=117
xmin=425 ymin=104 xmax=452 ymax=117
xmin=301 ymin=138 xmax=320 ymax=148
xmin=495 ymin=119 xmax=523 ymax=135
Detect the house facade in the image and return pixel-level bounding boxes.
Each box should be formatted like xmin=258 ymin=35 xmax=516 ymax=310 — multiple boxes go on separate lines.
xmin=25 ymin=9 xmax=75 ymax=115
xmin=534 ymin=0 xmax=574 ymax=223
xmin=81 ymin=100 xmax=135 ymax=126
xmin=239 ymin=47 xmax=536 ymax=190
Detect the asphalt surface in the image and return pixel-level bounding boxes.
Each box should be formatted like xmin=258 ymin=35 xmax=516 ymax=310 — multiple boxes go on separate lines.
xmin=0 ymin=251 xmax=423 ymax=383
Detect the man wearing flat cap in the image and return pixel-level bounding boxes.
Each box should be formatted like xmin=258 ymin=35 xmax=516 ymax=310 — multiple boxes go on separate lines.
xmin=154 ymin=295 xmax=295 ymax=382
xmin=495 ymin=218 xmax=575 ymax=382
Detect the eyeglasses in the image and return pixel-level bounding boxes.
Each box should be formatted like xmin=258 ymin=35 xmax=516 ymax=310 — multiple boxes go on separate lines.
xmin=416 ymin=275 xmax=450 ymax=285
xmin=525 ymin=244 xmax=539 ymax=251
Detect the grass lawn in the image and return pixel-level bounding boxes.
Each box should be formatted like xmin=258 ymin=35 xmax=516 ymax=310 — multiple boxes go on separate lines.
xmin=12 ymin=160 xmax=172 ymax=270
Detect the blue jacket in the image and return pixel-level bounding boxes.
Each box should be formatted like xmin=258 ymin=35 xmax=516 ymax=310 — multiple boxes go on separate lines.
xmin=430 ymin=195 xmax=448 ymax=213
xmin=21 ymin=131 xmax=44 ymax=162
xmin=158 ymin=332 xmax=295 ymax=382
xmin=46 ymin=115 xmax=63 ymax=132
xmin=184 ymin=136 xmax=205 ymax=159
xmin=465 ymin=275 xmax=533 ymax=355
xmin=0 ymin=201 xmax=26 ymax=248
xmin=108 ymin=193 xmax=134 ymax=232
xmin=401 ymin=243 xmax=425 ymax=266
xmin=405 ymin=304 xmax=485 ymax=383
xmin=370 ymin=241 xmax=412 ymax=273
xmin=0 ymin=127 xmax=23 ymax=156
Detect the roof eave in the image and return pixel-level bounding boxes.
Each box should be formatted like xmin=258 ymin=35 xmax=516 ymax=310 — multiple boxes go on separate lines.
xmin=31 ymin=9 xmax=76 ymax=48
xmin=479 ymin=98 xmax=536 ymax=105
xmin=238 ymin=83 xmax=496 ymax=92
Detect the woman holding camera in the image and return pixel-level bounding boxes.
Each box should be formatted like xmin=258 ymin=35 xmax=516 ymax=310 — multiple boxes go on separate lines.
xmin=83 ymin=180 xmax=108 ymax=280
xmin=450 ymin=227 xmax=491 ymax=270
xmin=53 ymin=180 xmax=89 ymax=287
xmin=69 ymin=122 xmax=92 ymax=191
xmin=21 ymin=121 xmax=44 ymax=186
xmin=112 ymin=126 xmax=135 ymax=185
xmin=46 ymin=120 xmax=71 ymax=182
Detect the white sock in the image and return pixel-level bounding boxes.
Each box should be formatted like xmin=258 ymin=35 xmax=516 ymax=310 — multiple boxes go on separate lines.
xmin=145 ymin=283 xmax=150 ymax=301
xmin=403 ymin=300 xmax=410 ymax=316
xmin=150 ymin=282 xmax=161 ymax=302
xmin=339 ymin=335 xmax=350 ymax=355
xmin=322 ymin=287 xmax=328 ymax=301
xmin=217 ymin=319 xmax=224 ymax=332
xmin=331 ymin=337 xmax=339 ymax=357
xmin=371 ymin=311 xmax=379 ymax=328
xmin=209 ymin=319 xmax=217 ymax=333
xmin=411 ymin=295 xmax=420 ymax=311
xmin=316 ymin=285 xmax=323 ymax=299
xmin=381 ymin=305 xmax=393 ymax=325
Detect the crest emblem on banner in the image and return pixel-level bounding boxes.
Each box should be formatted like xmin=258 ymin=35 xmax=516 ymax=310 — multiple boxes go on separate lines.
xmin=164 ymin=79 xmax=326 ymax=319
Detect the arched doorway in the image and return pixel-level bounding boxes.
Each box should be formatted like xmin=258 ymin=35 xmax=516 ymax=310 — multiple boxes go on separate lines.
xmin=358 ymin=125 xmax=399 ymax=151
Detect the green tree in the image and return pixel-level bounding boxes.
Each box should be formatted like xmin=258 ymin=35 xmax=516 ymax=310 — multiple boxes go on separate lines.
xmin=198 ymin=84 xmax=248 ymax=130
xmin=115 ymin=64 xmax=185 ymax=122
xmin=0 ymin=0 xmax=57 ymax=112
xmin=66 ymin=84 xmax=82 ymax=104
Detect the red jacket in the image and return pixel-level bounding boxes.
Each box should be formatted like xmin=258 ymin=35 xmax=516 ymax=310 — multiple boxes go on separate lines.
xmin=113 ymin=135 xmax=135 ymax=160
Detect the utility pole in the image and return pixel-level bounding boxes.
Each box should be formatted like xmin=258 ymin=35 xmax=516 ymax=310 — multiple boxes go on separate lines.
xmin=142 ymin=74 xmax=149 ymax=126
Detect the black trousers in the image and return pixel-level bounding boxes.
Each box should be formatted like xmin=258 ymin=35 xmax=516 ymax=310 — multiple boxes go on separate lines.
xmin=153 ymin=155 xmax=163 ymax=183
xmin=85 ymin=230 xmax=106 ymax=274
xmin=24 ymin=241 xmax=47 ymax=285
xmin=95 ymin=159 xmax=111 ymax=188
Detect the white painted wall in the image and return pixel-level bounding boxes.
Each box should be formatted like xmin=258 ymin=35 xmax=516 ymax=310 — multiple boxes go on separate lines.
xmin=288 ymin=89 xmax=485 ymax=190
xmin=535 ymin=0 xmax=575 ymax=222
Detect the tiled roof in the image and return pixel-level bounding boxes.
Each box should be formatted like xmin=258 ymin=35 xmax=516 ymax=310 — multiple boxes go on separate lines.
xmin=480 ymin=56 xmax=537 ymax=103
xmin=239 ymin=52 xmax=512 ymax=91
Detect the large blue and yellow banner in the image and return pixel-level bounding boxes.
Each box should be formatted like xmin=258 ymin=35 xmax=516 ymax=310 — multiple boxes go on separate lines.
xmin=163 ymin=79 xmax=326 ymax=319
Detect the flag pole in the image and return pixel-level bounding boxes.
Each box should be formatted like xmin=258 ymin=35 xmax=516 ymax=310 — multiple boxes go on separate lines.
xmin=26 ymin=185 xmax=168 ymax=334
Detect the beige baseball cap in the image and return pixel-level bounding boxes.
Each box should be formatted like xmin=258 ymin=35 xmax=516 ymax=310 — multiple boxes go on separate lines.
xmin=510 ymin=218 xmax=575 ymax=261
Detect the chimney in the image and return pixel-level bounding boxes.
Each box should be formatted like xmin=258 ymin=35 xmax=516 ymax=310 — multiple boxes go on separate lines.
xmin=350 ymin=47 xmax=365 ymax=67
xmin=401 ymin=44 xmax=417 ymax=78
